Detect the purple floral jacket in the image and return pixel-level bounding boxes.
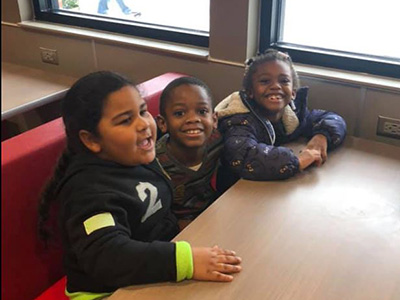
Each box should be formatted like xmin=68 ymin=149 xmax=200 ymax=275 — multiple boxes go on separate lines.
xmin=215 ymin=87 xmax=347 ymax=192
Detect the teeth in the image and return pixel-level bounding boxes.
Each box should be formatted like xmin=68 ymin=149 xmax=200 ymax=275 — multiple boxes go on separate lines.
xmin=268 ymin=94 xmax=283 ymax=100
xmin=186 ymin=130 xmax=201 ymax=134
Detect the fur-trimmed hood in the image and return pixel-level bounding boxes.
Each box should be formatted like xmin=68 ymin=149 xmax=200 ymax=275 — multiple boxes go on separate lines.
xmin=215 ymin=91 xmax=300 ymax=135
xmin=215 ymin=92 xmax=249 ymax=117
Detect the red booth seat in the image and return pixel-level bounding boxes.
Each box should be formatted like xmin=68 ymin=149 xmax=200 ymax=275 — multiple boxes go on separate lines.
xmin=1 ymin=72 xmax=186 ymax=300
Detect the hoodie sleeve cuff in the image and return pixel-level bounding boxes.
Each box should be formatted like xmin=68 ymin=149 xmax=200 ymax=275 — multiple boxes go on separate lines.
xmin=175 ymin=241 xmax=193 ymax=281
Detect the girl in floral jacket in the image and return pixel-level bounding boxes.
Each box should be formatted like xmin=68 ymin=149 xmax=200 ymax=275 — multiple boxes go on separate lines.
xmin=216 ymin=49 xmax=347 ymax=192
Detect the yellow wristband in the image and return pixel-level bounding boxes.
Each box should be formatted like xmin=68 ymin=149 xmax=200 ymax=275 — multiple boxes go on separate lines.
xmin=175 ymin=241 xmax=193 ymax=281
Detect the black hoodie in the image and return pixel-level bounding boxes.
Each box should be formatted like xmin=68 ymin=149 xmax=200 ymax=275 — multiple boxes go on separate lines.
xmin=56 ymin=153 xmax=180 ymax=293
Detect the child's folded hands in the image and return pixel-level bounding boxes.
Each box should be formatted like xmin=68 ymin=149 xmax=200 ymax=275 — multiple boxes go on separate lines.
xmin=305 ymin=134 xmax=328 ymax=163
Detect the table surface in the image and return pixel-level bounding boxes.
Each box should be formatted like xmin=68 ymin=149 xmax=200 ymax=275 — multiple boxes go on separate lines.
xmin=110 ymin=136 xmax=400 ymax=300
xmin=1 ymin=62 xmax=76 ymax=120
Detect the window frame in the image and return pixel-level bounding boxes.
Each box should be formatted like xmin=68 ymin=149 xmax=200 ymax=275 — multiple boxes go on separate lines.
xmin=259 ymin=0 xmax=400 ymax=79
xmin=32 ymin=0 xmax=209 ymax=47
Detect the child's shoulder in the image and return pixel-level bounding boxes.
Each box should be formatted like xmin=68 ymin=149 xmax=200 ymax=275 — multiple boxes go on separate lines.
xmin=155 ymin=135 xmax=174 ymax=168
xmin=156 ymin=134 xmax=168 ymax=154
xmin=207 ymin=129 xmax=223 ymax=147
xmin=215 ymin=91 xmax=250 ymax=119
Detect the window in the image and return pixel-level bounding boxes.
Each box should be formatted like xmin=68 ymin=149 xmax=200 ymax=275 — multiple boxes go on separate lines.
xmin=260 ymin=0 xmax=400 ymax=78
xmin=32 ymin=0 xmax=209 ymax=47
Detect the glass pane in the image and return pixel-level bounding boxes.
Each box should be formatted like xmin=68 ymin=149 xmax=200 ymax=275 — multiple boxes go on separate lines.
xmin=280 ymin=0 xmax=400 ymax=60
xmin=57 ymin=0 xmax=209 ymax=32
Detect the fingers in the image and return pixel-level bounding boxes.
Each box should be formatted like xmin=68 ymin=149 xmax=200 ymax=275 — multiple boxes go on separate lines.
xmin=315 ymin=150 xmax=327 ymax=166
xmin=213 ymin=246 xmax=242 ymax=273
xmin=216 ymin=262 xmax=242 ymax=274
xmin=210 ymin=271 xmax=234 ymax=282
xmin=209 ymin=258 xmax=243 ymax=282
xmin=217 ymin=254 xmax=242 ymax=265
xmin=321 ymin=150 xmax=328 ymax=163
xmin=314 ymin=154 xmax=323 ymax=167
xmin=213 ymin=245 xmax=236 ymax=256
xmin=192 ymin=246 xmax=242 ymax=282
xmin=298 ymin=150 xmax=316 ymax=170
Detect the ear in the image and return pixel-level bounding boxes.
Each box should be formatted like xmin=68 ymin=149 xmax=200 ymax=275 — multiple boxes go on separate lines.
xmin=212 ymin=112 xmax=218 ymax=130
xmin=79 ymin=130 xmax=102 ymax=153
xmin=291 ymin=89 xmax=297 ymax=100
xmin=156 ymin=115 xmax=168 ymax=134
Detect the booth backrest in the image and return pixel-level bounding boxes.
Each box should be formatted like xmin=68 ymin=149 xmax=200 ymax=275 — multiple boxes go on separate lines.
xmin=1 ymin=72 xmax=186 ymax=300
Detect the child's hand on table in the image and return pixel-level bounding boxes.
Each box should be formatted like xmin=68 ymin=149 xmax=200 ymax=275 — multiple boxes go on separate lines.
xmin=298 ymin=134 xmax=328 ymax=170
xmin=192 ymin=245 xmax=242 ymax=282
xmin=298 ymin=149 xmax=323 ymax=170
xmin=305 ymin=134 xmax=328 ymax=163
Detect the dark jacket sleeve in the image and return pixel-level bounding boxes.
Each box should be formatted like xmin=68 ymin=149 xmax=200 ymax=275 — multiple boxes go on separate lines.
xmin=301 ymin=107 xmax=347 ymax=150
xmin=219 ymin=114 xmax=300 ymax=181
xmin=64 ymin=191 xmax=176 ymax=288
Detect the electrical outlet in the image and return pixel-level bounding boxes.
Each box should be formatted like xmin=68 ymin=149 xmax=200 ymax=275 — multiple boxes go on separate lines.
xmin=376 ymin=116 xmax=400 ymax=139
xmin=40 ymin=47 xmax=59 ymax=65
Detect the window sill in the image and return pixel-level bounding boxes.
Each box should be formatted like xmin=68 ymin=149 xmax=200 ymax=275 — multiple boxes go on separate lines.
xmin=9 ymin=21 xmax=400 ymax=93
xmin=18 ymin=20 xmax=209 ymax=60
xmin=295 ymin=63 xmax=400 ymax=93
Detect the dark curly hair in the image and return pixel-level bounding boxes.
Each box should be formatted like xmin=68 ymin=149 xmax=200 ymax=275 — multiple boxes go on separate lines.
xmin=159 ymin=76 xmax=213 ymax=117
xmin=38 ymin=71 xmax=135 ymax=243
xmin=242 ymin=49 xmax=300 ymax=93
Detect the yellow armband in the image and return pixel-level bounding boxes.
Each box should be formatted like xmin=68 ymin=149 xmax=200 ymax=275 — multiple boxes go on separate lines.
xmin=175 ymin=241 xmax=193 ymax=281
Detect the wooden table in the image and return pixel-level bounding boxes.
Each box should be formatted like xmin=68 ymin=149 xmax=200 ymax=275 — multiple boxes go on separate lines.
xmin=110 ymin=137 xmax=400 ymax=300
xmin=1 ymin=62 xmax=76 ymax=120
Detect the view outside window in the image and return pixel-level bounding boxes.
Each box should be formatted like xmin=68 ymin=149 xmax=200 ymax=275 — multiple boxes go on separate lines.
xmin=280 ymin=0 xmax=400 ymax=60
xmin=57 ymin=0 xmax=209 ymax=32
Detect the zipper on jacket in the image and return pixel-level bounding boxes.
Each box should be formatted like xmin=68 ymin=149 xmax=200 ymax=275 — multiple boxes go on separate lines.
xmin=239 ymin=91 xmax=276 ymax=145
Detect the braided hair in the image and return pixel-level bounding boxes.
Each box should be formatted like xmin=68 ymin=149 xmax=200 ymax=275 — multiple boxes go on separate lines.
xmin=242 ymin=49 xmax=300 ymax=94
xmin=38 ymin=71 xmax=135 ymax=243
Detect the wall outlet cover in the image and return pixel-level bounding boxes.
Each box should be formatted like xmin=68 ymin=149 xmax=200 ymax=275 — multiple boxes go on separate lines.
xmin=40 ymin=47 xmax=59 ymax=65
xmin=376 ymin=116 xmax=400 ymax=139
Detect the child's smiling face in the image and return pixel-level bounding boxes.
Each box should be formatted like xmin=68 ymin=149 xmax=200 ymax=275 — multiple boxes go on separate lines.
xmin=86 ymin=86 xmax=157 ymax=166
xmin=249 ymin=60 xmax=297 ymax=119
xmin=158 ymin=84 xmax=217 ymax=150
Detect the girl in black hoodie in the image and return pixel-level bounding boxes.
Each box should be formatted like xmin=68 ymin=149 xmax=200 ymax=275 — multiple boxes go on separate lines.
xmin=38 ymin=71 xmax=241 ymax=300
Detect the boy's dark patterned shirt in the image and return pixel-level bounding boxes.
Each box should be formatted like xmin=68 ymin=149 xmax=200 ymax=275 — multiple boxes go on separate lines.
xmin=156 ymin=130 xmax=223 ymax=222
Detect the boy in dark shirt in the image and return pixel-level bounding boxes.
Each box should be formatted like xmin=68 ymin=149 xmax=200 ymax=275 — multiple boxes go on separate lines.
xmin=156 ymin=77 xmax=222 ymax=230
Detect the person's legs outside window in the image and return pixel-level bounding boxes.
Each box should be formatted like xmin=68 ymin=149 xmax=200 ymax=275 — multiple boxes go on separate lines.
xmin=116 ymin=0 xmax=131 ymax=14
xmin=97 ymin=0 xmax=109 ymax=14
xmin=98 ymin=0 xmax=141 ymax=16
